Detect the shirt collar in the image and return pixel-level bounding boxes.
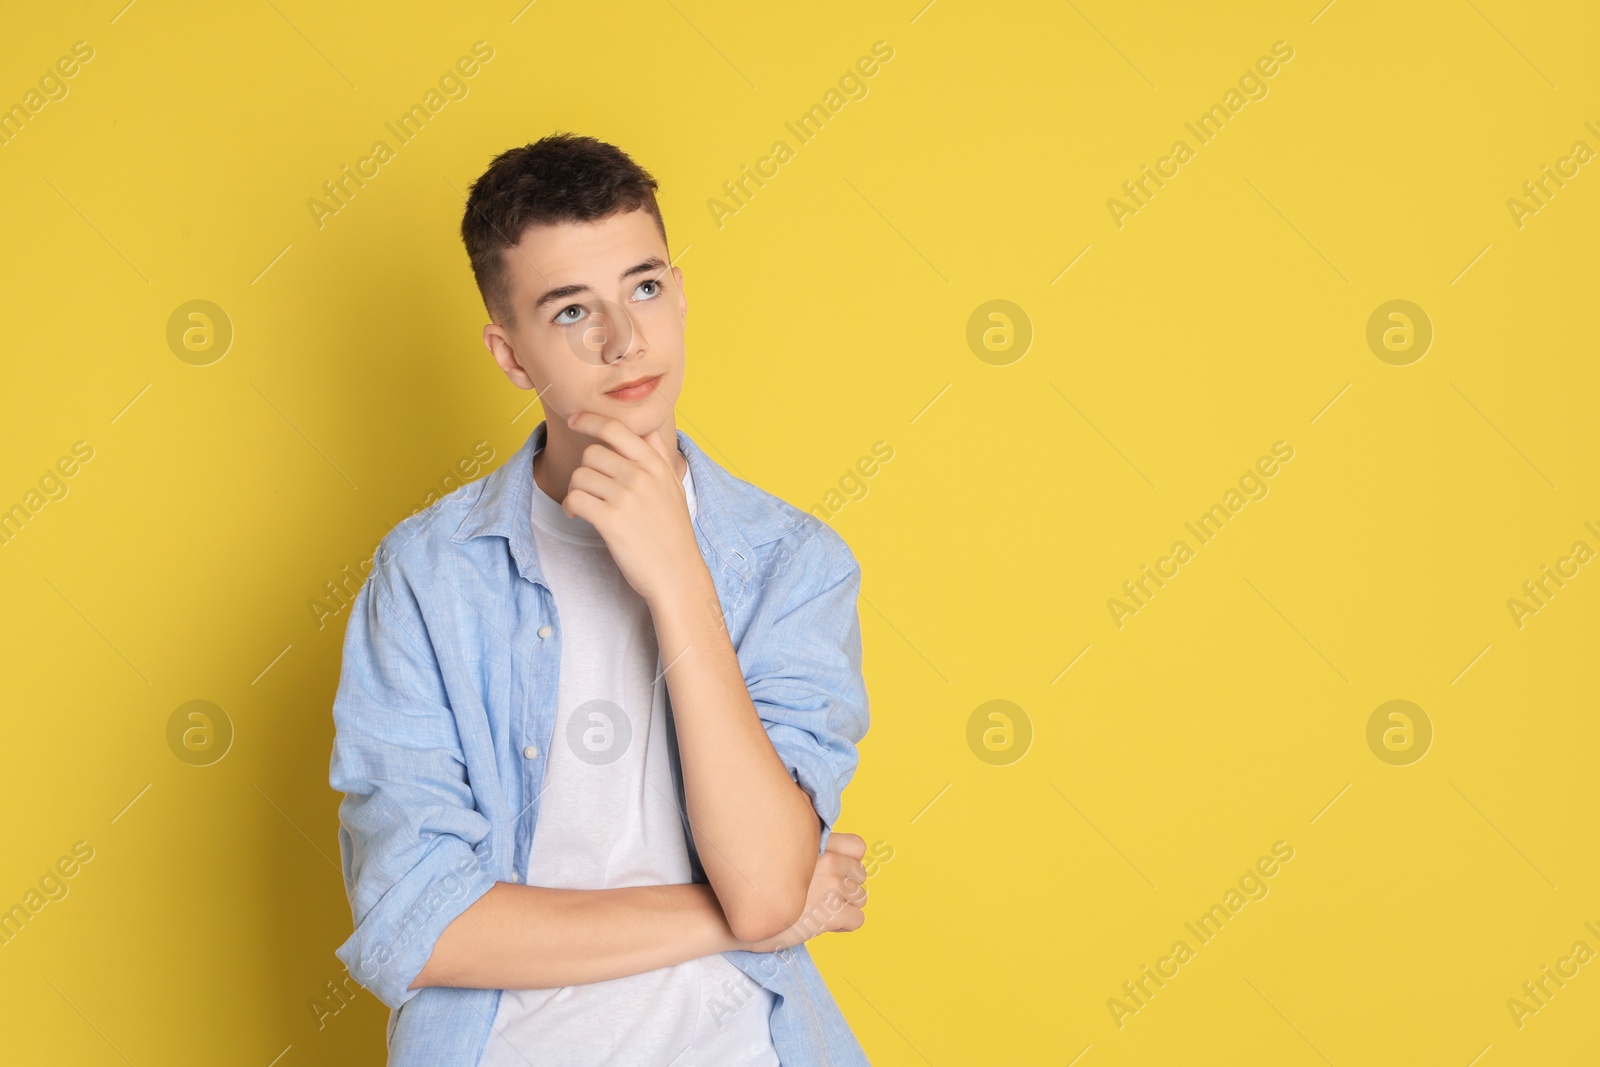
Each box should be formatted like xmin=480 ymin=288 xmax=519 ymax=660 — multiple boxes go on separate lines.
xmin=450 ymin=419 xmax=762 ymax=587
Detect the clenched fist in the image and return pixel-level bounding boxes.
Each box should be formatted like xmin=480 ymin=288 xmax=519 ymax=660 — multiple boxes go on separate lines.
xmin=742 ymin=832 xmax=869 ymax=954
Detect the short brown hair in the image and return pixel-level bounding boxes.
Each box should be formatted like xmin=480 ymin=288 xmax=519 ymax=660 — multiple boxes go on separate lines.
xmin=460 ymin=133 xmax=668 ymax=327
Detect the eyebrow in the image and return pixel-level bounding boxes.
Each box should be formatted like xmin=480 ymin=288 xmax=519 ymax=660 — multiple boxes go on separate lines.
xmin=530 ymin=256 xmax=668 ymax=315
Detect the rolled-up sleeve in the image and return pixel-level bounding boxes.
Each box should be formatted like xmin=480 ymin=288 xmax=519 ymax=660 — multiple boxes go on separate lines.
xmin=328 ymin=564 xmax=498 ymax=1009
xmin=741 ymin=524 xmax=870 ymax=855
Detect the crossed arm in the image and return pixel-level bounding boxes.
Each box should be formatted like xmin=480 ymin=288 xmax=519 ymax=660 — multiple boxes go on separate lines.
xmin=408 ymin=831 xmax=867 ymax=991
xmin=410 ymin=881 xmax=748 ymax=991
xmin=409 ymin=558 xmax=855 ymax=992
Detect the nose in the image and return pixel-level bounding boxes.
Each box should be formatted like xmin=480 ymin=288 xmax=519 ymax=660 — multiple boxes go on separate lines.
xmin=571 ymin=298 xmax=646 ymax=366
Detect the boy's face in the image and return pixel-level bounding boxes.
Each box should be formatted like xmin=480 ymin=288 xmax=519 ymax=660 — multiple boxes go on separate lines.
xmin=482 ymin=206 xmax=686 ymax=443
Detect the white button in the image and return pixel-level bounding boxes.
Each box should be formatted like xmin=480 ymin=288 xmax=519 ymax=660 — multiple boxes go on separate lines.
xmin=537 ymin=625 xmax=553 ymax=639
xmin=507 ymin=871 xmax=520 ymax=883
xmin=523 ymin=744 xmax=539 ymax=760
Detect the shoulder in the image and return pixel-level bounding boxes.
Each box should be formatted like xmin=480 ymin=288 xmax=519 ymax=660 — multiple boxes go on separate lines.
xmin=364 ymin=479 xmax=486 ymax=606
xmin=710 ymin=464 xmax=861 ymax=588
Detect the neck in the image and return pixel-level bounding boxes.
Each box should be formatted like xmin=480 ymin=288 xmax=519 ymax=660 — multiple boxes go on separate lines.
xmin=533 ymin=418 xmax=684 ymax=502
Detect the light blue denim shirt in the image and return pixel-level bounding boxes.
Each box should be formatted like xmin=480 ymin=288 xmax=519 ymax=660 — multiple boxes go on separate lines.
xmin=328 ymin=419 xmax=871 ymax=1066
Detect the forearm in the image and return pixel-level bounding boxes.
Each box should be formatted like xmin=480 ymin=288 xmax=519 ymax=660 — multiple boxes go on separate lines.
xmin=648 ymin=569 xmax=819 ymax=942
xmin=409 ymin=880 xmax=744 ymax=992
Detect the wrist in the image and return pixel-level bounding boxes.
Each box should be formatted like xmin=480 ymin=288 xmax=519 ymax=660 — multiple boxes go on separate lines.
xmin=645 ymin=559 xmax=717 ymax=620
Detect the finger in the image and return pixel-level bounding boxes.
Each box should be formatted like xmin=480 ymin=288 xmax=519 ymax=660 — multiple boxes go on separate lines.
xmin=578 ymin=441 xmax=632 ymax=480
xmin=790 ymin=904 xmax=831 ymax=943
xmin=561 ymin=486 xmax=606 ymax=522
xmin=568 ymin=411 xmax=655 ymax=465
xmin=642 ymin=428 xmax=675 ymax=466
xmin=825 ymin=832 xmax=866 ymax=859
xmin=567 ymin=466 xmax=620 ymax=505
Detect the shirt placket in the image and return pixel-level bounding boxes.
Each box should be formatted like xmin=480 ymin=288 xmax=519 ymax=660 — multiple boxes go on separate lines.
xmin=510 ymin=577 xmax=560 ymax=883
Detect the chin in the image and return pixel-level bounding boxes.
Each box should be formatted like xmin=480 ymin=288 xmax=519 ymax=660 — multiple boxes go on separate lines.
xmin=597 ymin=407 xmax=665 ymax=439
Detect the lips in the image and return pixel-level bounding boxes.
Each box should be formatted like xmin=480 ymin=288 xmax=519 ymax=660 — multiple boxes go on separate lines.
xmin=605 ymin=373 xmax=662 ymax=399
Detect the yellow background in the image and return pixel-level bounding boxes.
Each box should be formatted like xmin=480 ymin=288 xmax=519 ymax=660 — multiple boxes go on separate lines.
xmin=2 ymin=1 xmax=1596 ymax=1063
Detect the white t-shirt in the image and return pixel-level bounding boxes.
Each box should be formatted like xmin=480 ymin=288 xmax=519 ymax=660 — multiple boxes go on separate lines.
xmin=478 ymin=443 xmax=780 ymax=1067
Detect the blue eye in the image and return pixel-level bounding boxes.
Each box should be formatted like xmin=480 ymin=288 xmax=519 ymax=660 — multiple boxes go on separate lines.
xmin=553 ymin=279 xmax=659 ymax=325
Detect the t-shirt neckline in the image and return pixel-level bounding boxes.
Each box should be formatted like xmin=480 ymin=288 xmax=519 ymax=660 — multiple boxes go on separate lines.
xmin=529 ymin=444 xmax=695 ymax=547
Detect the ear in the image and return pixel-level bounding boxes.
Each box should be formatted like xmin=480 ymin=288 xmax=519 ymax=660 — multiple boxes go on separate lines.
xmin=484 ymin=323 xmax=534 ymax=389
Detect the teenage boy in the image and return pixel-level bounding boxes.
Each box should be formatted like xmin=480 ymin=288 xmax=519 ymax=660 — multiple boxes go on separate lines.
xmin=328 ymin=133 xmax=874 ymax=1066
